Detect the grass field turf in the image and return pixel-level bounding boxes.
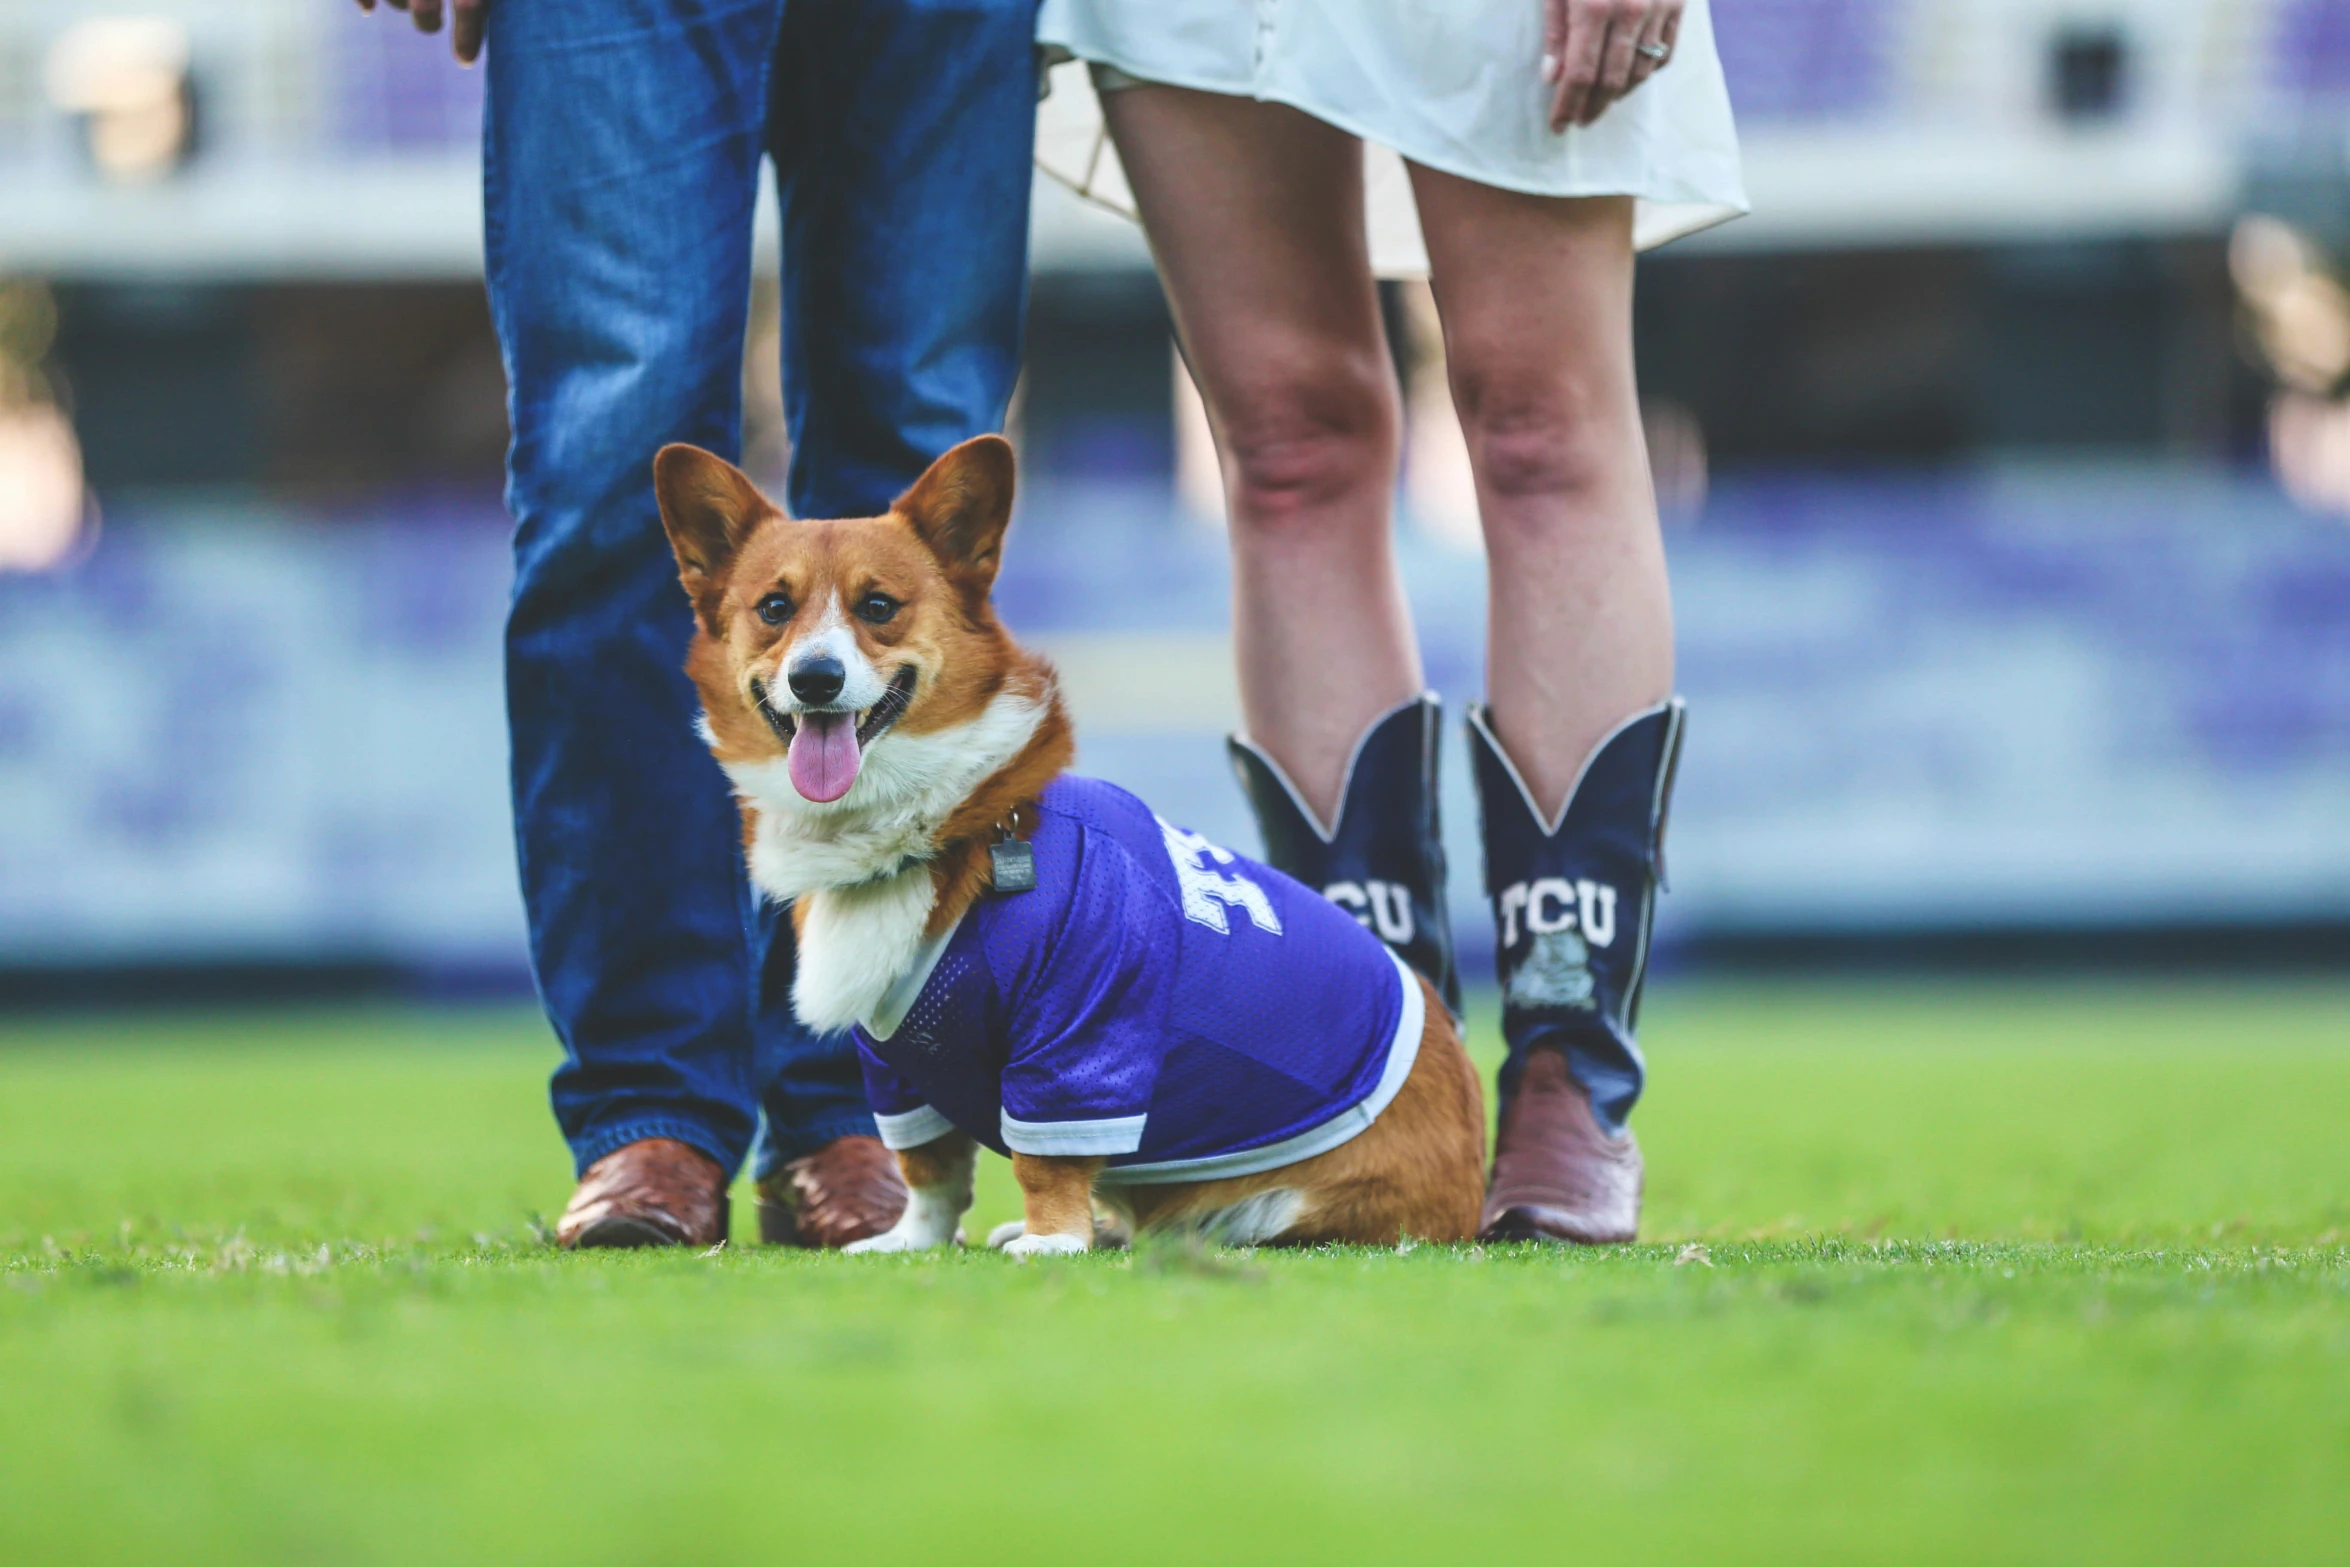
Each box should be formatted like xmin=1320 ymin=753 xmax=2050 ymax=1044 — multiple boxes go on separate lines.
xmin=2 ymin=982 xmax=2344 ymax=1564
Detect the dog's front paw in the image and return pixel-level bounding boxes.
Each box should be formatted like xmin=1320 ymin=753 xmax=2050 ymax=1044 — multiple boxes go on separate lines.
xmin=988 ymin=1216 xmax=1129 ymax=1250
xmin=843 ymin=1182 xmax=967 ymax=1254
xmin=1001 ymin=1230 xmax=1088 ymax=1259
xmin=843 ymin=1224 xmax=945 ymax=1255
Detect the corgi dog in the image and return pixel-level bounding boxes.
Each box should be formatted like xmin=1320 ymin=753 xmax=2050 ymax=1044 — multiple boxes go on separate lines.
xmin=655 ymin=435 xmax=1484 ymax=1254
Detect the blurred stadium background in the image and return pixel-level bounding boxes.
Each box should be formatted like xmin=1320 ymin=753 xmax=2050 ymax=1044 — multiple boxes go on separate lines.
xmin=3 ymin=0 xmax=2349 ymax=1003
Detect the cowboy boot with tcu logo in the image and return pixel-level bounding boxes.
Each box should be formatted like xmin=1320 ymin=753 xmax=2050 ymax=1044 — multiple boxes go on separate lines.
xmin=1468 ymin=698 xmax=1686 ymax=1244
xmin=1228 ymin=692 xmax=1460 ymax=1015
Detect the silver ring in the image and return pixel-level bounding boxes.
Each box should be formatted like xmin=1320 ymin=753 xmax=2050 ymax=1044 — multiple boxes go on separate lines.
xmin=1636 ymin=41 xmax=1671 ymax=62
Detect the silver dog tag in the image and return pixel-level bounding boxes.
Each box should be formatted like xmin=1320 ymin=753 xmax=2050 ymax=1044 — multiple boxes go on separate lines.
xmin=990 ymin=837 xmax=1036 ymax=894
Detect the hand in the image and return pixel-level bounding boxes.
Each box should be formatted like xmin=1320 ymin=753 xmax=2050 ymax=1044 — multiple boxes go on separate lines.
xmin=352 ymin=0 xmax=488 ymax=67
xmin=1542 ymin=0 xmax=1683 ymax=132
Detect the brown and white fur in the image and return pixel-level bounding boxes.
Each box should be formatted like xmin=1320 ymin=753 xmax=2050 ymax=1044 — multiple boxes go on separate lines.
xmin=655 ymin=435 xmax=1485 ymax=1254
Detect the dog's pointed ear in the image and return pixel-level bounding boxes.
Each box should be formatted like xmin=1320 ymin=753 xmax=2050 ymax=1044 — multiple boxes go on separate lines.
xmin=896 ymin=435 xmax=1015 ymax=596
xmin=654 ymin=444 xmax=774 ymax=597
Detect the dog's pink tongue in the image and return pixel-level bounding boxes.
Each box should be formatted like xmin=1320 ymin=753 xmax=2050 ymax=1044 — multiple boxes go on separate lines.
xmin=788 ymin=711 xmax=861 ymax=803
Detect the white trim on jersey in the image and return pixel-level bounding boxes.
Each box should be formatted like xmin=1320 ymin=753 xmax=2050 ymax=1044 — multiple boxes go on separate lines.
xmin=1000 ymin=1111 xmax=1150 ymax=1157
xmin=872 ymin=1105 xmax=956 ymax=1151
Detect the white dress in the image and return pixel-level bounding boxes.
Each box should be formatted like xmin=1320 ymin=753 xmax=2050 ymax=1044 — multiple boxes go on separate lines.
xmin=1036 ymin=0 xmax=1748 ymax=277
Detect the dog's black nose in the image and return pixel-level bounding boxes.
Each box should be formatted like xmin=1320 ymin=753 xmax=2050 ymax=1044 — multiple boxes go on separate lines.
xmin=788 ymin=656 xmax=845 ymax=706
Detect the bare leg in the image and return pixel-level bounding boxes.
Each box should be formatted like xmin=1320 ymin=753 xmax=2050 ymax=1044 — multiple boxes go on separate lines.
xmin=1404 ymin=175 xmax=1672 ymax=814
xmin=1104 ymin=87 xmax=1419 ymax=824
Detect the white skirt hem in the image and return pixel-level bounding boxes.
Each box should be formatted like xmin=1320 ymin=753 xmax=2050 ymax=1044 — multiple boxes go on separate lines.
xmin=1035 ymin=38 xmax=1747 ymax=275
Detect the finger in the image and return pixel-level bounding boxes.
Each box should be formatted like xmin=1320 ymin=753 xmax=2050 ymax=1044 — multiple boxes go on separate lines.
xmin=353 ymin=0 xmax=376 ymax=12
xmin=1553 ymin=0 xmax=1603 ymax=129
xmin=1588 ymin=3 xmax=1644 ymax=122
xmin=1568 ymin=12 xmax=1627 ymax=128
xmin=1552 ymin=0 xmax=1611 ymax=131
xmin=410 ymin=0 xmax=444 ymax=35
xmin=453 ymin=0 xmax=487 ymax=63
xmin=1625 ymin=5 xmax=1671 ymax=93
xmin=1540 ymin=0 xmax=1569 ymax=87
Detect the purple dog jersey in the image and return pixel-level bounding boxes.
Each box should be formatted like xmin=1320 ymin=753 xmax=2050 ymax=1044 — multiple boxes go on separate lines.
xmin=852 ymin=775 xmax=1425 ymax=1183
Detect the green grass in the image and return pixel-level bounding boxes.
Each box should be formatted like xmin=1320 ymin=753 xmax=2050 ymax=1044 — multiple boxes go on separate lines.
xmin=3 ymin=983 xmax=2346 ymax=1565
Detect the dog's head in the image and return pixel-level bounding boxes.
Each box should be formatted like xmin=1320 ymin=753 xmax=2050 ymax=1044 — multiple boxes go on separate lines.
xmin=655 ymin=434 xmax=1031 ymax=807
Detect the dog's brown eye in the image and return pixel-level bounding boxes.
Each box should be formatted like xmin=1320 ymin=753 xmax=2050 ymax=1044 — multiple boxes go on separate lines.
xmin=855 ymin=593 xmax=899 ymax=625
xmin=756 ymin=592 xmax=792 ymax=625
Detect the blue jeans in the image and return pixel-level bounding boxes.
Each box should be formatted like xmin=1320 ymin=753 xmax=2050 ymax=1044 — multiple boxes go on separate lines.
xmin=481 ymin=0 xmax=1037 ymax=1179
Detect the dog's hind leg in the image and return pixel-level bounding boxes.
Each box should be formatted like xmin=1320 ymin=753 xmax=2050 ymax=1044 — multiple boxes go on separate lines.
xmin=1190 ymin=1189 xmax=1309 ymax=1247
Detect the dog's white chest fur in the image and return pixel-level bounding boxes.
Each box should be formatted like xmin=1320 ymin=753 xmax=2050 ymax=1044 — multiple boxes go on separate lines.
xmin=718 ymin=689 xmax=1042 ymax=1031
xmin=790 ymin=864 xmax=941 ymax=1033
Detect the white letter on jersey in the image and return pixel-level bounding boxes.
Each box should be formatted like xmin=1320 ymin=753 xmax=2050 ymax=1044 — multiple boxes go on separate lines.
xmin=1158 ymin=818 xmax=1283 ymax=936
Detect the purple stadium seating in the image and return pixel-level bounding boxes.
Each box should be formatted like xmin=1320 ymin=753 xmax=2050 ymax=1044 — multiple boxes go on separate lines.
xmin=1709 ymin=0 xmax=1899 ymax=123
xmin=2272 ymin=0 xmax=2350 ymax=99
xmin=326 ymin=10 xmax=484 ymax=154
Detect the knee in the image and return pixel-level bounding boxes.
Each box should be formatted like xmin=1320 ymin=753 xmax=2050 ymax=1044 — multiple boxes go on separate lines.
xmin=1448 ymin=361 xmax=1629 ymax=510
xmin=1216 ymin=368 xmax=1398 ymax=536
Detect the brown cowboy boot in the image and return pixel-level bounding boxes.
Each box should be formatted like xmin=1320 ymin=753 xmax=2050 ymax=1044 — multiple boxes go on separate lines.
xmin=1481 ymin=1048 xmax=1643 ymax=1243
xmin=557 ymin=1137 xmax=729 ymax=1249
xmin=1465 ymin=699 xmax=1687 ymax=1247
xmin=756 ymin=1134 xmax=908 ymax=1247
